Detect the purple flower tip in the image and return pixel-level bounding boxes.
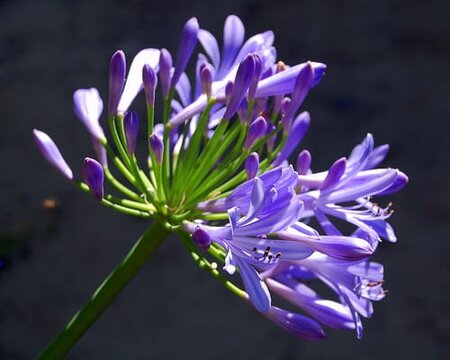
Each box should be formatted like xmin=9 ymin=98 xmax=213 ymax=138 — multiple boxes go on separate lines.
xmin=33 ymin=129 xmax=73 ymax=180
xmin=142 ymin=64 xmax=157 ymax=107
xmin=149 ymin=133 xmax=164 ymax=165
xmin=296 ymin=150 xmax=312 ymax=175
xmin=223 ymin=54 xmax=256 ymax=120
xmin=245 ymin=116 xmax=267 ymax=149
xmin=245 ymin=152 xmax=260 ymax=179
xmin=159 ymin=48 xmax=173 ymax=98
xmin=199 ymin=63 xmax=213 ymax=97
xmin=171 ymin=17 xmax=199 ymax=88
xmin=108 ymin=50 xmax=126 ymax=117
xmin=73 ymin=88 xmax=105 ymax=140
xmin=124 ymin=111 xmax=139 ymax=154
xmin=82 ymin=157 xmax=104 ymax=201
xmin=192 ymin=226 xmax=211 ymax=250
xmin=321 ymin=157 xmax=347 ymax=190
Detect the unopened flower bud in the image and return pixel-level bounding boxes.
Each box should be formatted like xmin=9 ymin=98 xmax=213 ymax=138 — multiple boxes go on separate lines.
xmin=142 ymin=64 xmax=157 ymax=107
xmin=159 ymin=49 xmax=173 ymax=98
xmin=33 ymin=129 xmax=73 ymax=180
xmin=245 ymin=152 xmax=260 ymax=179
xmin=296 ymin=150 xmax=312 ymax=175
xmin=244 ymin=116 xmax=267 ymax=150
xmin=108 ymin=50 xmax=126 ymax=117
xmin=149 ymin=133 xmax=164 ymax=165
xmin=192 ymin=226 xmax=212 ymax=250
xmin=171 ymin=17 xmax=199 ymax=88
xmin=200 ymin=63 xmax=213 ymax=98
xmin=124 ymin=111 xmax=139 ymax=154
xmin=223 ymin=54 xmax=256 ymax=120
xmin=82 ymin=157 xmax=104 ymax=201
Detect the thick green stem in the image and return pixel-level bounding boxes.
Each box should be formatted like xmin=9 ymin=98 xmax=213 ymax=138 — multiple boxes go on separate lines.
xmin=38 ymin=221 xmax=170 ymax=360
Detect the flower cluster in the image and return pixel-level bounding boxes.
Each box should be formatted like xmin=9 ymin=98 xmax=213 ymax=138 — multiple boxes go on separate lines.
xmin=34 ymin=15 xmax=407 ymax=340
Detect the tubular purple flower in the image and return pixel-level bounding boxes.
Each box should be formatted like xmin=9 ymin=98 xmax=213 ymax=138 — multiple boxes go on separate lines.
xmin=282 ymin=62 xmax=315 ymax=128
xmin=244 ymin=116 xmax=267 ymax=150
xmin=225 ymin=81 xmax=233 ymax=104
xmin=117 ymin=48 xmax=160 ymax=113
xmin=320 ymin=157 xmax=347 ymax=191
xmin=142 ymin=64 xmax=157 ymax=107
xmin=217 ymin=15 xmax=245 ymax=79
xmin=296 ymin=150 xmax=312 ymax=175
xmin=124 ymin=111 xmax=139 ymax=154
xmin=108 ymin=50 xmax=126 ymax=117
xmin=273 ymin=111 xmax=310 ymax=166
xmin=248 ymin=54 xmax=263 ymax=100
xmin=199 ymin=63 xmax=213 ymax=97
xmin=159 ymin=48 xmax=173 ymax=98
xmin=197 ymin=29 xmax=220 ymax=69
xmin=245 ymin=152 xmax=259 ymax=179
xmin=255 ymin=62 xmax=326 ymax=98
xmin=223 ymin=54 xmax=256 ymax=120
xmin=171 ymin=17 xmax=199 ymax=88
xmin=73 ymin=88 xmax=105 ymax=140
xmin=149 ymin=133 xmax=164 ymax=165
xmin=33 ymin=129 xmax=73 ymax=180
xmin=82 ymin=157 xmax=104 ymax=201
xmin=192 ymin=226 xmax=212 ymax=250
xmin=266 ymin=306 xmax=325 ymax=340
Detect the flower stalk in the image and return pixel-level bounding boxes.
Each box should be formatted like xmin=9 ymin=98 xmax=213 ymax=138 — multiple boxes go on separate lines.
xmin=38 ymin=221 xmax=169 ymax=360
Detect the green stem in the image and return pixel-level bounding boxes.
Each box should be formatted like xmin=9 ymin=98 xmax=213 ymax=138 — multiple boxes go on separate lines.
xmin=38 ymin=221 xmax=170 ymax=360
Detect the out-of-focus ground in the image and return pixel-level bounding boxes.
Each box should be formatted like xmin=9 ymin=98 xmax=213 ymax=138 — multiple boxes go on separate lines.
xmin=0 ymin=0 xmax=449 ymax=359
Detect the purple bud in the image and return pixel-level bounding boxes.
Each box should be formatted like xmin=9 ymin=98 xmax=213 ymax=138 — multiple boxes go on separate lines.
xmin=159 ymin=48 xmax=173 ymax=98
xmin=73 ymin=88 xmax=105 ymax=140
xmin=171 ymin=17 xmax=199 ymax=88
xmin=124 ymin=111 xmax=139 ymax=154
xmin=192 ymin=226 xmax=211 ymax=250
xmin=33 ymin=130 xmax=73 ymax=180
xmin=248 ymin=54 xmax=263 ymax=100
xmin=273 ymin=111 xmax=310 ymax=166
xmin=244 ymin=116 xmax=267 ymax=149
xmin=296 ymin=150 xmax=312 ymax=175
xmin=283 ymin=62 xmax=314 ymax=128
xmin=142 ymin=64 xmax=157 ymax=107
xmin=108 ymin=50 xmax=126 ymax=117
xmin=199 ymin=63 xmax=213 ymax=97
xmin=266 ymin=123 xmax=276 ymax=151
xmin=225 ymin=81 xmax=234 ymax=104
xmin=223 ymin=54 xmax=256 ymax=120
xmin=82 ymin=157 xmax=104 ymax=201
xmin=321 ymin=157 xmax=347 ymax=190
xmin=149 ymin=133 xmax=164 ymax=165
xmin=245 ymin=152 xmax=260 ymax=179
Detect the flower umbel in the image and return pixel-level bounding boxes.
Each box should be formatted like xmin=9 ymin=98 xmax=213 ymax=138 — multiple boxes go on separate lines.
xmin=35 ymin=14 xmax=407 ymax=349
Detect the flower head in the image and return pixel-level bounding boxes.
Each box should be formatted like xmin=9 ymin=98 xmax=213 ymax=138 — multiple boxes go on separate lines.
xmin=34 ymin=15 xmax=406 ymax=341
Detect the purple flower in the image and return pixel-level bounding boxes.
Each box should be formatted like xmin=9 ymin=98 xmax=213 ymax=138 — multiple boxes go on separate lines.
xmin=265 ymin=306 xmax=325 ymax=340
xmin=159 ymin=49 xmax=173 ymax=98
xmin=82 ymin=157 xmax=104 ymax=201
xmin=192 ymin=226 xmax=212 ymax=250
xmin=33 ymin=129 xmax=73 ymax=180
xmin=73 ymin=88 xmax=105 ymax=140
xmin=149 ymin=133 xmax=164 ymax=165
xmin=171 ymin=17 xmax=199 ymax=88
xmin=117 ymin=48 xmax=160 ymax=113
xmin=143 ymin=64 xmax=158 ymax=107
xmin=223 ymin=55 xmax=256 ymax=120
xmin=124 ymin=111 xmax=139 ymax=154
xmin=245 ymin=152 xmax=259 ymax=180
xmin=108 ymin=50 xmax=126 ymax=117
xmin=244 ymin=116 xmax=267 ymax=149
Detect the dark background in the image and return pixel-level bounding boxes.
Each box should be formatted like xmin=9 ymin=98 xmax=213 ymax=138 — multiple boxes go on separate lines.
xmin=1 ymin=0 xmax=449 ymax=359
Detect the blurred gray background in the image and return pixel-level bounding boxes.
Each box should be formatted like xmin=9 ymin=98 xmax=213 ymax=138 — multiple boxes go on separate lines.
xmin=0 ymin=0 xmax=449 ymax=358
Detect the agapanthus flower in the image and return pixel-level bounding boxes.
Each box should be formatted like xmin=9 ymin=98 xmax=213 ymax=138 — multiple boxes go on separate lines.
xmin=34 ymin=14 xmax=407 ymax=345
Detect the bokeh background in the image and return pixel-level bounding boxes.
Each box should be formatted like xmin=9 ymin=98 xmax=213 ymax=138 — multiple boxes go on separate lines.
xmin=1 ymin=0 xmax=449 ymax=358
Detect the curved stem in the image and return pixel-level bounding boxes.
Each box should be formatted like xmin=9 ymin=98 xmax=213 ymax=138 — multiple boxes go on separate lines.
xmin=38 ymin=221 xmax=170 ymax=360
